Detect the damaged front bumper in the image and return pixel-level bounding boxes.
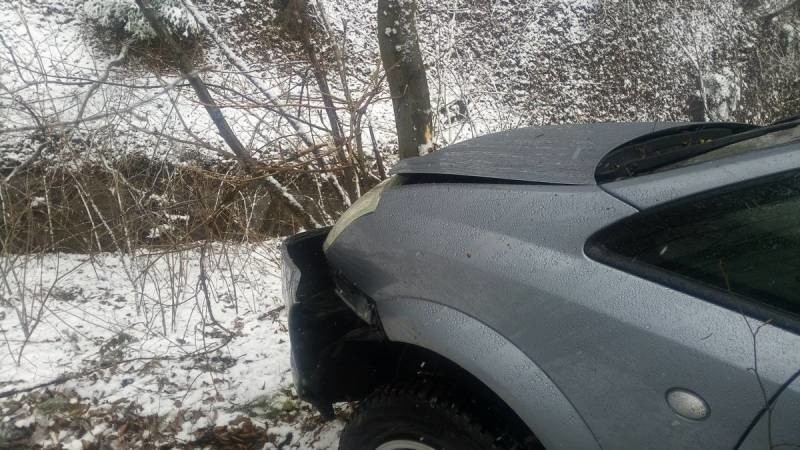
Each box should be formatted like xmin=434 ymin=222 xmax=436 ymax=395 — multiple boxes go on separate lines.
xmin=281 ymin=227 xmax=383 ymax=418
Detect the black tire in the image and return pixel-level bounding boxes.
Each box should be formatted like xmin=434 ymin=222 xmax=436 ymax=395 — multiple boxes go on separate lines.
xmin=339 ymin=381 xmax=525 ymax=450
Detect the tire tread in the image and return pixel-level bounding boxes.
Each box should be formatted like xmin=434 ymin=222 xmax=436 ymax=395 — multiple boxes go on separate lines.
xmin=339 ymin=379 xmax=524 ymax=450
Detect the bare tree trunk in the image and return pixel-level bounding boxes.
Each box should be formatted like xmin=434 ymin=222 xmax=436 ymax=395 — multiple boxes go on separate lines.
xmin=377 ymin=0 xmax=434 ymax=160
xmin=179 ymin=0 xmax=321 ymax=146
xmin=180 ymin=0 xmax=351 ymax=210
xmin=134 ymin=0 xmax=252 ymax=165
xmin=134 ymin=0 xmax=319 ymax=229
xmin=315 ymin=0 xmax=368 ymax=180
xmin=297 ymin=3 xmax=357 ymax=196
xmin=368 ymin=120 xmax=387 ymax=180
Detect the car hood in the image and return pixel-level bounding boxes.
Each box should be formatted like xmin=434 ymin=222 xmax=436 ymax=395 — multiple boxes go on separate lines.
xmin=391 ymin=122 xmax=685 ymax=185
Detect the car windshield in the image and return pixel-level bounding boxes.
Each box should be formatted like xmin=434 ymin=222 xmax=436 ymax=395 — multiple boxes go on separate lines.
xmin=595 ymin=120 xmax=800 ymax=183
xmin=658 ymin=122 xmax=800 ymax=172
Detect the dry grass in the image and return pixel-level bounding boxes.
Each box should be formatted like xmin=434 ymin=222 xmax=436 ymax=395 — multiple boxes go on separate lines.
xmin=0 ymin=146 xmax=359 ymax=254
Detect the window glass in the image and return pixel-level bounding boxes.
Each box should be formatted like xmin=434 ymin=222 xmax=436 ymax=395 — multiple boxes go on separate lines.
xmin=596 ymin=171 xmax=800 ymax=315
xmin=660 ymin=123 xmax=800 ymax=171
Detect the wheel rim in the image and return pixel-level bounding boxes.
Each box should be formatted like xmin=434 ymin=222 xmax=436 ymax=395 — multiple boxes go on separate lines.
xmin=376 ymin=439 xmax=437 ymax=450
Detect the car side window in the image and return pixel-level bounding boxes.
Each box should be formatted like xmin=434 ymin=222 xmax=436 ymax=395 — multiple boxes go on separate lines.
xmin=592 ymin=170 xmax=800 ymax=316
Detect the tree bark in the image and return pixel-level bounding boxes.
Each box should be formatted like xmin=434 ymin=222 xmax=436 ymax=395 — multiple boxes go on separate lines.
xmin=377 ymin=0 xmax=434 ymax=160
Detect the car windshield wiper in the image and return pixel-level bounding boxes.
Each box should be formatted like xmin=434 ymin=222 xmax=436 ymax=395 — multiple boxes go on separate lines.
xmin=597 ymin=119 xmax=800 ymax=182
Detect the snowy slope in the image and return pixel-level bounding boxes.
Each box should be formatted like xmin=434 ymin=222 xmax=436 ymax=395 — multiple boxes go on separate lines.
xmin=0 ymin=243 xmax=343 ymax=448
xmin=5 ymin=0 xmax=786 ymax=168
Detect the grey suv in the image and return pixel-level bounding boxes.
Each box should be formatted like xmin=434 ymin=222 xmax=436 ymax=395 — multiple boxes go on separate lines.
xmin=281 ymin=121 xmax=800 ymax=450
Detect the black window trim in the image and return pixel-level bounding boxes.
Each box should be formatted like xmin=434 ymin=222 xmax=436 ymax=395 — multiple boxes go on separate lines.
xmin=586 ymin=169 xmax=800 ymax=335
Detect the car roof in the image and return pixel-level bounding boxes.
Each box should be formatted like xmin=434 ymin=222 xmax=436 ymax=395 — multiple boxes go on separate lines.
xmin=392 ymin=122 xmax=687 ymax=185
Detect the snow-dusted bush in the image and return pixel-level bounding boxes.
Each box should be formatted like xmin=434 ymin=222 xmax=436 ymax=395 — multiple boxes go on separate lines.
xmin=83 ymin=0 xmax=200 ymax=41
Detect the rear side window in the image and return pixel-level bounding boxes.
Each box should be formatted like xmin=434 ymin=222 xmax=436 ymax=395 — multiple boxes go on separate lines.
xmin=590 ymin=170 xmax=800 ymax=317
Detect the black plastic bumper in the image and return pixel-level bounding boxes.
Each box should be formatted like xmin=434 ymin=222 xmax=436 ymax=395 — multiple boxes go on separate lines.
xmin=281 ymin=228 xmax=380 ymax=417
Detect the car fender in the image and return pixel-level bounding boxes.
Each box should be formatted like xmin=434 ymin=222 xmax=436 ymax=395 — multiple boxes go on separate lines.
xmin=377 ymin=296 xmax=601 ymax=450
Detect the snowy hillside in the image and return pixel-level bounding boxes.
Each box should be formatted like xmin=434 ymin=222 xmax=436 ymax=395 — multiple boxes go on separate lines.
xmin=0 ymin=242 xmax=346 ymax=448
xmin=3 ymin=0 xmax=798 ymax=167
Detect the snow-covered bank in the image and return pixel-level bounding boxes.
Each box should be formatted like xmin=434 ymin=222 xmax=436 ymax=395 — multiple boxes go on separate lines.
xmin=0 ymin=243 xmax=342 ymax=448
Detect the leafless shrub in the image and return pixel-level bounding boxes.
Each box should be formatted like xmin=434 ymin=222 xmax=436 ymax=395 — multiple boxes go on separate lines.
xmin=0 ymin=0 xmax=389 ymax=378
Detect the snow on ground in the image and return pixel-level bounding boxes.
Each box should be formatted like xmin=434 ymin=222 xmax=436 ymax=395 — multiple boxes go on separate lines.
xmin=0 ymin=242 xmax=343 ymax=448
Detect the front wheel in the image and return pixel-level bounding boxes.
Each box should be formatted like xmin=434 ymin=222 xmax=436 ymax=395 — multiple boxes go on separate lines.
xmin=339 ymin=381 xmax=528 ymax=450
